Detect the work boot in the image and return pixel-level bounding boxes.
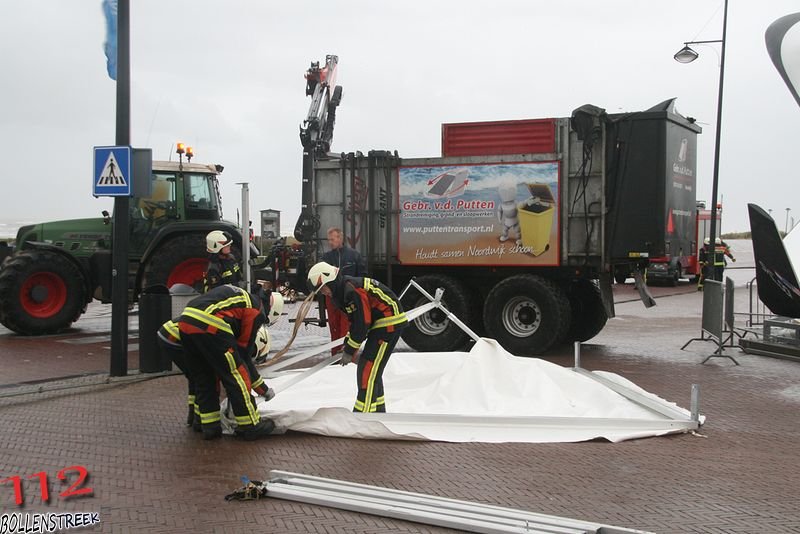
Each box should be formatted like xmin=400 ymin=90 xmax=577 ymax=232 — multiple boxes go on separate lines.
xmin=201 ymin=422 xmax=222 ymax=441
xmin=235 ymin=418 xmax=275 ymax=441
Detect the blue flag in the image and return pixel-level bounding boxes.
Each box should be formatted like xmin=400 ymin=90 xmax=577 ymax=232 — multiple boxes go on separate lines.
xmin=102 ymin=0 xmax=117 ymax=80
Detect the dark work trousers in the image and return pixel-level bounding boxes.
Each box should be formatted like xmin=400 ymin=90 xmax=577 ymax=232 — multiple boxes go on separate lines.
xmin=180 ymin=332 xmax=261 ymax=429
xmin=353 ymin=329 xmax=402 ymax=413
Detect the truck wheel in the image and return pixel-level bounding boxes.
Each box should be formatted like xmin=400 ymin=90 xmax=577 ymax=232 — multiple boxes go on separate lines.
xmin=0 ymin=250 xmax=86 ymax=335
xmin=483 ymin=274 xmax=570 ymax=356
xmin=565 ymin=278 xmax=608 ymax=343
xmin=144 ymin=234 xmax=210 ymax=291
xmin=400 ymin=274 xmax=476 ymax=352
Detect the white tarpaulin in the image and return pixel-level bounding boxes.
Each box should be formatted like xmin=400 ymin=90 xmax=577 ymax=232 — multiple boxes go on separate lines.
xmin=244 ymin=338 xmax=699 ymax=444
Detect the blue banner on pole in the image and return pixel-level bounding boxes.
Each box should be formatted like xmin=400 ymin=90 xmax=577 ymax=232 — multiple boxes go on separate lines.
xmin=102 ymin=0 xmax=117 ymax=80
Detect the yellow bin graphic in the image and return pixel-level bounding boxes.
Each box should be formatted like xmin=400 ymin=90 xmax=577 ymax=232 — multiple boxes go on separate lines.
xmin=518 ymin=183 xmax=555 ymax=256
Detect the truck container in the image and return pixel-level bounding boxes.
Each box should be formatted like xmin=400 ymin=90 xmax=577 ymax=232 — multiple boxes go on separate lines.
xmin=296 ymin=100 xmax=701 ymax=355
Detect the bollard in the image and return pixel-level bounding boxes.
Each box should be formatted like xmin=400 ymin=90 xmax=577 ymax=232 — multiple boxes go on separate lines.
xmin=138 ymin=285 xmax=173 ymax=373
xmin=573 ymin=341 xmax=581 ymax=369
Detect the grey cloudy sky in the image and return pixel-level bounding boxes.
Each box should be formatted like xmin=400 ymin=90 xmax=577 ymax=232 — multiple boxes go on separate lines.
xmin=1 ymin=0 xmax=798 ymax=235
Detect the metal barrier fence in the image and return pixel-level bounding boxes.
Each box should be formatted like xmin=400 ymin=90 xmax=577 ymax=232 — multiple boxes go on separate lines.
xmin=747 ymin=276 xmax=770 ymax=327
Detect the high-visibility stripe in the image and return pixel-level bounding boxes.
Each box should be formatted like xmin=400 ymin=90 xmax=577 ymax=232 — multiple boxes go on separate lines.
xmin=364 ymin=340 xmax=388 ymax=413
xmin=252 ymin=376 xmax=264 ymax=390
xmin=235 ymin=415 xmax=257 ymax=425
xmin=163 ymin=320 xmax=181 ymax=340
xmin=224 ymin=349 xmax=259 ymax=425
xmin=370 ymin=284 xmax=401 ymax=316
xmin=372 ymin=314 xmax=407 ymax=330
xmin=204 ymin=292 xmax=252 ymax=315
xmin=345 ymin=336 xmax=361 ymax=350
xmin=187 ymin=394 xmax=195 ymax=405
xmin=182 ymin=308 xmax=234 ymax=335
xmin=199 ymin=411 xmax=221 ymax=424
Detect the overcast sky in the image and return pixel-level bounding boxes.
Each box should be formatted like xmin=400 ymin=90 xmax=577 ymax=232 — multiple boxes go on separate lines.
xmin=1 ymin=1 xmax=798 ymax=236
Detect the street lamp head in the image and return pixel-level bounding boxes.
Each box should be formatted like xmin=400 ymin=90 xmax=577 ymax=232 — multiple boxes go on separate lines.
xmin=674 ymin=45 xmax=700 ymax=64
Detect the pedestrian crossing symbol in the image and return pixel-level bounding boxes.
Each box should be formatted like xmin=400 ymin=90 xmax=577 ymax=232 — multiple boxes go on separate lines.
xmin=93 ymin=146 xmax=131 ymax=197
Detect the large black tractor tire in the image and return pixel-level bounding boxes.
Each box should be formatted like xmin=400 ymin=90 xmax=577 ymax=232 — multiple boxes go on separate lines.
xmin=483 ymin=274 xmax=571 ymax=356
xmin=0 ymin=250 xmax=87 ymax=335
xmin=400 ymin=274 xmax=478 ymax=352
xmin=565 ymin=278 xmax=608 ymax=343
xmin=143 ymin=234 xmax=216 ymax=292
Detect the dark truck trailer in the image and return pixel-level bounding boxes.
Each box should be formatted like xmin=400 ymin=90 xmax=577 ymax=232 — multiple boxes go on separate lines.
xmin=298 ymin=101 xmax=701 ymax=356
xmin=606 ymin=102 xmax=702 ymax=286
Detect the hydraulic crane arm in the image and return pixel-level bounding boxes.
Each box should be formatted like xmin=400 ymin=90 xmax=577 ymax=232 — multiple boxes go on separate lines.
xmin=295 ymin=55 xmax=343 ymax=243
xmin=300 ymin=55 xmax=343 ymax=157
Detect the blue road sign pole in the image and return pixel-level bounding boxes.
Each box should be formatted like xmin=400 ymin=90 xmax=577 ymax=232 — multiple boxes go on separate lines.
xmin=110 ymin=0 xmax=130 ymax=377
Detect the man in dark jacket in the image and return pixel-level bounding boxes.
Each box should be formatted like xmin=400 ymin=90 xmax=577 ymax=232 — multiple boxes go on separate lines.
xmin=321 ymin=227 xmax=366 ymax=353
xmin=308 ymin=261 xmax=407 ymax=413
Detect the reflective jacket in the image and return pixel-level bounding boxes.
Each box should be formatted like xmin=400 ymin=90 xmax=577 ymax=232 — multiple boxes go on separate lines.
xmin=330 ymin=275 xmax=407 ymax=356
xmin=204 ymin=253 xmax=242 ymax=292
xmin=173 ymin=285 xmax=269 ymax=395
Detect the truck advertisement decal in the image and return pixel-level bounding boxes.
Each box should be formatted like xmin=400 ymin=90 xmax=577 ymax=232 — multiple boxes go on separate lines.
xmin=666 ymin=123 xmax=697 ymax=257
xmin=398 ymin=162 xmax=560 ymax=266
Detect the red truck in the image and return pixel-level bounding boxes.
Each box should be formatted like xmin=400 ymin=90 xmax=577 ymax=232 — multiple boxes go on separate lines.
xmin=643 ymin=201 xmax=722 ymax=286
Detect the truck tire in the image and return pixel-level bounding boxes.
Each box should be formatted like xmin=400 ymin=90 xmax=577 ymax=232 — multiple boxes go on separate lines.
xmin=0 ymin=250 xmax=86 ymax=335
xmin=483 ymin=274 xmax=570 ymax=356
xmin=400 ymin=274 xmax=476 ymax=352
xmin=565 ymin=278 xmax=608 ymax=343
xmin=144 ymin=234 xmax=210 ymax=291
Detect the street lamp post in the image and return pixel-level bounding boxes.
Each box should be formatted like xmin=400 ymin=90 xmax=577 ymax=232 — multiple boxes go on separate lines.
xmin=674 ymin=0 xmax=728 ymax=281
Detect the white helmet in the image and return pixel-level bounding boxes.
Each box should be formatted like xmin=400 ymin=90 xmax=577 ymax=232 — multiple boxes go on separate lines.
xmin=703 ymin=237 xmax=710 ymax=245
xmin=206 ymin=230 xmax=233 ymax=253
xmin=254 ymin=324 xmax=271 ymax=359
xmin=267 ymin=292 xmax=284 ymax=325
xmin=715 ymin=238 xmax=722 ymax=245
xmin=307 ymin=261 xmax=339 ymax=293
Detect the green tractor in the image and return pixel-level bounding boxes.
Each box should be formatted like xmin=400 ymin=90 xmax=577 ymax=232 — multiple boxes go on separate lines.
xmin=0 ymin=160 xmax=256 ymax=335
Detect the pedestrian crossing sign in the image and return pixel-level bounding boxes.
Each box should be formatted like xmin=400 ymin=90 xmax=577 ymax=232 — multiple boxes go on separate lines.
xmin=93 ymin=146 xmax=132 ymax=197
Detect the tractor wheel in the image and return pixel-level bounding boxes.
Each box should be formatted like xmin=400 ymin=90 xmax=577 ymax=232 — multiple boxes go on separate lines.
xmin=565 ymin=278 xmax=608 ymax=343
xmin=0 ymin=250 xmax=87 ymax=335
xmin=144 ymin=234 xmax=212 ymax=292
xmin=483 ymin=274 xmax=571 ymax=356
xmin=400 ymin=274 xmax=477 ymax=352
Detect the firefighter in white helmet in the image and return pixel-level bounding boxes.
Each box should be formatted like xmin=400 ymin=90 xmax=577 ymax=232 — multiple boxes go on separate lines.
xmin=163 ymin=285 xmax=282 ymax=440
xmin=307 ymin=261 xmax=407 ymax=413
xmin=203 ymin=230 xmax=243 ymax=292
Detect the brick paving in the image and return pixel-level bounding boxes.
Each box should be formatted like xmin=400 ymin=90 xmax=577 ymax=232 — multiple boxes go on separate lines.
xmin=1 ymin=270 xmax=799 ymax=532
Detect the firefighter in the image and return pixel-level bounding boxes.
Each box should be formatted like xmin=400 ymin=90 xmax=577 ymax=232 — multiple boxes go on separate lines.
xmin=716 ymin=238 xmax=736 ymax=280
xmin=175 ymin=285 xmax=282 ymax=440
xmin=321 ymin=227 xmax=367 ymax=354
xmin=203 ymin=230 xmax=243 ymax=292
xmin=697 ymin=237 xmax=712 ymax=291
xmin=712 ymin=238 xmax=731 ymax=281
xmin=307 ymin=261 xmax=407 ymax=413
xmin=157 ymin=292 xmax=282 ymax=432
